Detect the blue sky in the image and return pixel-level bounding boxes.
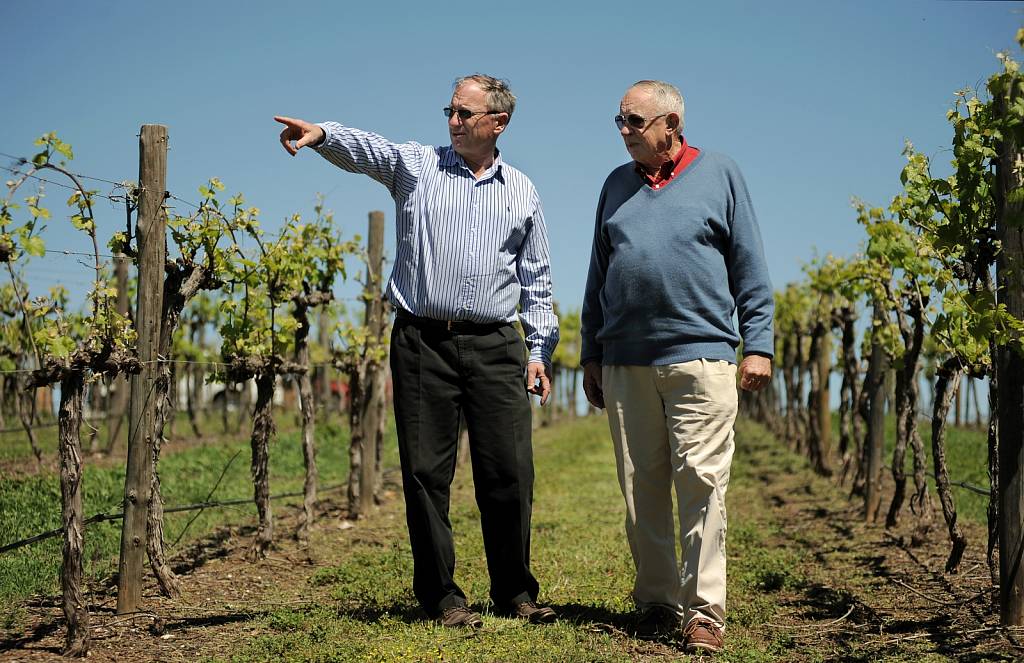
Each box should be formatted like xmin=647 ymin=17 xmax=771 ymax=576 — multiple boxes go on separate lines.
xmin=1 ymin=0 xmax=1020 ymax=315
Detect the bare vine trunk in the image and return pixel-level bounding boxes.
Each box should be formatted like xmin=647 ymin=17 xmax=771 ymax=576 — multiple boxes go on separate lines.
xmin=58 ymin=372 xmax=89 ymax=657
xmin=17 ymin=382 xmax=43 ymax=467
xmin=782 ymin=335 xmax=799 ymax=451
xmin=236 ymin=379 xmax=250 ymax=433
xmin=805 ymin=323 xmax=831 ymax=475
xmin=297 ymin=368 xmax=317 ymax=539
xmin=863 ymin=310 xmax=887 ymax=522
xmin=87 ymin=382 xmax=102 ymax=455
xmin=887 ymin=370 xmax=911 ymax=529
xmin=347 ymin=352 xmax=388 ymax=516
xmin=221 ymin=383 xmax=231 ymax=433
xmin=829 ymin=313 xmax=855 ymax=457
xmin=146 ymin=359 xmax=181 ymax=597
xmin=347 ymin=365 xmax=366 ymax=517
xmin=104 ymin=375 xmax=128 ymax=455
xmin=932 ymin=359 xmax=968 ymax=573
xmin=887 ymin=296 xmax=932 ymax=533
xmin=793 ymin=330 xmax=808 ymax=453
xmin=987 ymin=359 xmax=1000 ymax=594
xmin=186 ymin=361 xmax=202 ymax=439
xmin=142 ymin=263 xmax=210 ymax=597
xmin=374 ymin=364 xmax=387 ymax=502
xmin=294 ymin=302 xmax=318 ymax=541
xmin=249 ymin=371 xmax=276 ymax=559
xmin=853 ymin=355 xmax=872 ymax=499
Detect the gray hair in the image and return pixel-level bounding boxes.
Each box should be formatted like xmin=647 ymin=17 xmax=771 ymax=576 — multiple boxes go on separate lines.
xmin=631 ymin=80 xmax=685 ymax=132
xmin=454 ymin=74 xmax=517 ymax=117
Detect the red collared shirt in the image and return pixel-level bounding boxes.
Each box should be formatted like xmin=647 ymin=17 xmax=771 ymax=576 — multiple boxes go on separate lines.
xmin=634 ymin=137 xmax=700 ymax=189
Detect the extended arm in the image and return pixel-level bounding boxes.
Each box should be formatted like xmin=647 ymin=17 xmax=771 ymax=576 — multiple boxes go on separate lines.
xmin=274 ymin=116 xmax=424 ymax=196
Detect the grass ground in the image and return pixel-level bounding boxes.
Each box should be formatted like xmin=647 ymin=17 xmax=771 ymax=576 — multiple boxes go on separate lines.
xmin=1 ymin=413 xmax=1020 ymax=661
xmin=0 ymin=412 xmax=394 ymax=629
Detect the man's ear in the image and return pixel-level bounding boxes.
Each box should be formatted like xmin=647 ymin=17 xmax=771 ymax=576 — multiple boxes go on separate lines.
xmin=665 ymin=112 xmax=680 ymax=133
xmin=493 ymin=112 xmax=509 ymax=136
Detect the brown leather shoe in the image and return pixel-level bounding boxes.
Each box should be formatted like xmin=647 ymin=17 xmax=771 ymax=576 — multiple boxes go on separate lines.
xmin=634 ymin=606 xmax=681 ymax=639
xmin=683 ymin=618 xmax=724 ymax=653
xmin=437 ymin=605 xmax=484 ymax=629
xmin=506 ymin=600 xmax=557 ymax=624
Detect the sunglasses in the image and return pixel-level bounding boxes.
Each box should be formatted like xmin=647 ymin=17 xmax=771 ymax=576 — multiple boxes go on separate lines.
xmin=614 ymin=112 xmax=668 ymax=131
xmin=443 ymin=107 xmax=503 ymax=121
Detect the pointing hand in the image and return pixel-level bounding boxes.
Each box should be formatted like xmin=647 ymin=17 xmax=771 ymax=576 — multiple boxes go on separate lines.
xmin=274 ymin=115 xmax=325 ymax=156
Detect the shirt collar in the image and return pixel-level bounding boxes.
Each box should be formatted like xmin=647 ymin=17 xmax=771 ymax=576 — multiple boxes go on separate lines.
xmin=634 ymin=136 xmax=688 ymax=184
xmin=442 ymin=146 xmax=504 ymax=182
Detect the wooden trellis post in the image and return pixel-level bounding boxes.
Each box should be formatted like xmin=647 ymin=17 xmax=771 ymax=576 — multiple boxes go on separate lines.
xmin=117 ymin=124 xmax=167 ymax=614
xmin=995 ymin=73 xmax=1024 ymax=627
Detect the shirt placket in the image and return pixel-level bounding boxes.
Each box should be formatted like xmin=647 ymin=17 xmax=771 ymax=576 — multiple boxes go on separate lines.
xmin=458 ymin=178 xmax=481 ymax=319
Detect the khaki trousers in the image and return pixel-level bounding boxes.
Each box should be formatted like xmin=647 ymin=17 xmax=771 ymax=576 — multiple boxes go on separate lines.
xmin=603 ymin=360 xmax=738 ymax=629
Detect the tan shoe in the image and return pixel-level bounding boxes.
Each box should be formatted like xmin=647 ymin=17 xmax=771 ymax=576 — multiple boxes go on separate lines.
xmin=683 ymin=618 xmax=724 ymax=653
xmin=437 ymin=605 xmax=483 ymax=629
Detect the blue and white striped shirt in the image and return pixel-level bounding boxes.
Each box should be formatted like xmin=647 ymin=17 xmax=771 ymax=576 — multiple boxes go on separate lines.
xmin=314 ymin=122 xmax=559 ymax=364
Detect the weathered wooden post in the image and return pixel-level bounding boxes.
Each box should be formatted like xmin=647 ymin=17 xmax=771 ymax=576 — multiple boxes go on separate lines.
xmin=359 ymin=210 xmax=386 ymax=516
xmin=117 ymin=125 xmax=167 ymax=614
xmin=995 ymin=72 xmax=1024 ymax=626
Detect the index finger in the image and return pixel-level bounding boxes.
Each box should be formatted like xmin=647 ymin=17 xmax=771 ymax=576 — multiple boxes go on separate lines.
xmin=273 ymin=115 xmax=302 ymax=128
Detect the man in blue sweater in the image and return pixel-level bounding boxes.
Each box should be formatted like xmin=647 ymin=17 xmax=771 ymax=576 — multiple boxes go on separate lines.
xmin=581 ymin=80 xmax=774 ymax=654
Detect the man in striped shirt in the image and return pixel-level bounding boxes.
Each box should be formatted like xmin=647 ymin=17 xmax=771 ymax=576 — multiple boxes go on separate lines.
xmin=275 ymin=74 xmax=559 ymax=629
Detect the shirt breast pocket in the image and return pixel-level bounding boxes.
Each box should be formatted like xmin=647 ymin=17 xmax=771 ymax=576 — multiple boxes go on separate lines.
xmin=500 ymin=210 xmax=531 ymax=253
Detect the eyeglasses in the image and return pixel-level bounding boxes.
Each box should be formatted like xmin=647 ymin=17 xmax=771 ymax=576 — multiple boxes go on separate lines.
xmin=443 ymin=107 xmax=502 ymax=121
xmin=614 ymin=112 xmax=668 ymax=131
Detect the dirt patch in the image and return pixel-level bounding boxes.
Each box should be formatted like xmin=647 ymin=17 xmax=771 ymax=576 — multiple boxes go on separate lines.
xmin=737 ymin=428 xmax=1022 ymax=662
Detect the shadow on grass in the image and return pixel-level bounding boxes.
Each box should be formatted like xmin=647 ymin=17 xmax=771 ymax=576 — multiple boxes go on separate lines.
xmin=170 ymin=526 xmax=238 ymax=575
xmin=323 ymin=599 xmax=636 ymax=634
xmin=330 ymin=600 xmax=428 ymax=625
xmin=0 ymin=619 xmax=62 ymax=655
xmin=545 ymin=602 xmax=633 ymax=633
xmin=786 ymin=582 xmax=878 ymax=625
xmin=164 ymin=611 xmax=262 ymax=633
xmin=782 ymin=581 xmax=1018 ymax=662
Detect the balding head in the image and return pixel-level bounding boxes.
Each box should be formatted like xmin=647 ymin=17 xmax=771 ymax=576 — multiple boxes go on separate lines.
xmin=629 ymin=80 xmax=685 ymax=134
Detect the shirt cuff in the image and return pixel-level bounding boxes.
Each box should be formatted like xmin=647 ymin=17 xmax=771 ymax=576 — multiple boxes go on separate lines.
xmin=528 ymin=346 xmax=551 ymax=367
xmin=312 ymin=123 xmax=330 ymax=149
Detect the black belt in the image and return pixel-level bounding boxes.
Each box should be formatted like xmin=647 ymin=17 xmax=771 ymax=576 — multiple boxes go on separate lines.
xmin=395 ymin=309 xmax=509 ymax=334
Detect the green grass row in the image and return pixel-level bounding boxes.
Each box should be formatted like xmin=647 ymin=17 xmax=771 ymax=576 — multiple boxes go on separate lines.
xmin=220 ymin=417 xmax=802 ymax=663
xmin=0 ymin=413 xmax=390 ymax=630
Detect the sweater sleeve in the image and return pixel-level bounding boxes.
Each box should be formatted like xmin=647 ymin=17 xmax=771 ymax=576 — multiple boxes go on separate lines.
xmin=580 ymin=184 xmax=612 ymax=366
xmin=727 ymin=191 xmax=775 ymax=358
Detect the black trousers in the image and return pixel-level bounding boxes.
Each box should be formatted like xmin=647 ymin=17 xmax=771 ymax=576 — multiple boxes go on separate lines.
xmin=390 ymin=316 xmax=538 ymax=615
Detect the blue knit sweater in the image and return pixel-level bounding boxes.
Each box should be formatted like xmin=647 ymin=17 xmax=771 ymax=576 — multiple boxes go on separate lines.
xmin=580 ymin=150 xmax=774 ymax=366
